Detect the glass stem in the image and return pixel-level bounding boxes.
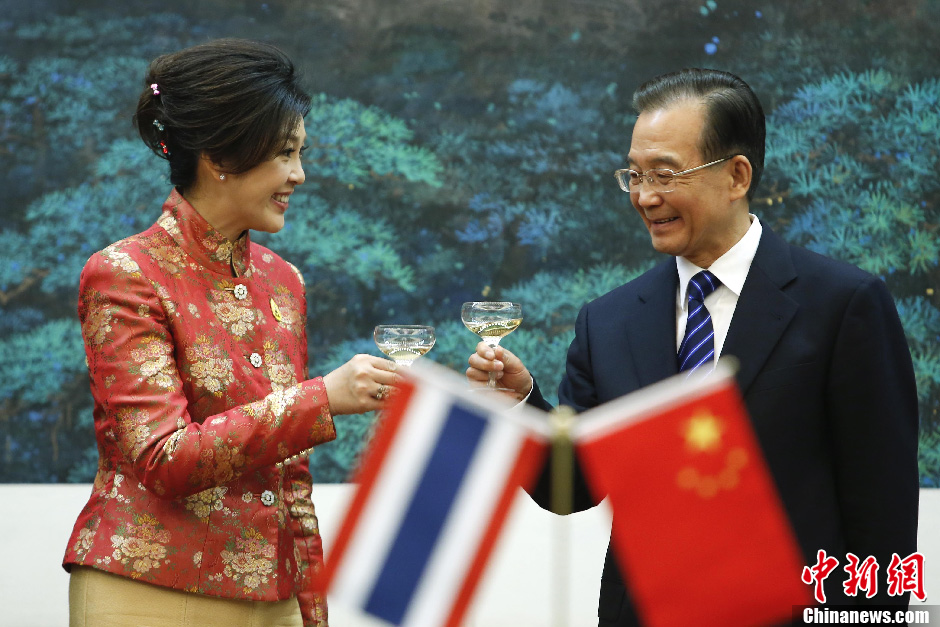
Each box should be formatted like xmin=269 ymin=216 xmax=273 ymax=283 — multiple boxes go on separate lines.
xmin=486 ymin=339 xmax=500 ymax=388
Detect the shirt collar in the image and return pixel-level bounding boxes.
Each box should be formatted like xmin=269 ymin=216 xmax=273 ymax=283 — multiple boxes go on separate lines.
xmin=157 ymin=188 xmax=252 ymax=278
xmin=677 ymin=214 xmax=762 ymax=305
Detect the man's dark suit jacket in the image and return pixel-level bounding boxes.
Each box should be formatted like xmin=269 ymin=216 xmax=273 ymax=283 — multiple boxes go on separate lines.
xmin=527 ymin=225 xmax=920 ymax=626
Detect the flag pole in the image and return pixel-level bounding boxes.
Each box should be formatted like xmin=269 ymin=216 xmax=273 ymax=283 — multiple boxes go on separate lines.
xmin=550 ymin=405 xmax=576 ymax=627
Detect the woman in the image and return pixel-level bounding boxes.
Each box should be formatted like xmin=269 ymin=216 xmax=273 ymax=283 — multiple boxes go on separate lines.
xmin=63 ymin=39 xmax=397 ymax=627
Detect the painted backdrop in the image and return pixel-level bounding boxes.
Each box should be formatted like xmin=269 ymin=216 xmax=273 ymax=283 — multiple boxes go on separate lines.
xmin=1 ymin=0 xmax=938 ymax=484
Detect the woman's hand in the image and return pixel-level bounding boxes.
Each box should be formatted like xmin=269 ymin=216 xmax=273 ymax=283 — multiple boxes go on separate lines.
xmin=466 ymin=342 xmax=533 ymax=401
xmin=323 ymin=354 xmax=400 ymax=415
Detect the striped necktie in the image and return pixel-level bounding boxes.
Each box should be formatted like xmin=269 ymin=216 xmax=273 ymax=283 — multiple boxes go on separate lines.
xmin=677 ymin=270 xmax=721 ymax=374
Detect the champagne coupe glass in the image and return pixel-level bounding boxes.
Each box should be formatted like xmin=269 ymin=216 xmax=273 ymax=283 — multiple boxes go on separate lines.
xmin=461 ymin=301 xmax=523 ymax=389
xmin=373 ymin=325 xmax=436 ymax=367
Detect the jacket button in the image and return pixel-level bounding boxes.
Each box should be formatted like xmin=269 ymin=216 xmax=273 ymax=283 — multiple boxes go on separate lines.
xmin=260 ymin=490 xmax=276 ymax=506
xmin=233 ymin=284 xmax=248 ymax=300
xmin=249 ymin=353 xmax=263 ymax=368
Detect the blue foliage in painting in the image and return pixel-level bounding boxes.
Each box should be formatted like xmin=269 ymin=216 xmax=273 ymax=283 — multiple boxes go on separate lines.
xmin=0 ymin=5 xmax=938 ymax=486
xmin=767 ymin=71 xmax=940 ymax=278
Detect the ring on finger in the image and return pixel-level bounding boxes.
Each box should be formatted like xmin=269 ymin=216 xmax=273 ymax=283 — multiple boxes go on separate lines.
xmin=375 ymin=384 xmax=390 ymax=400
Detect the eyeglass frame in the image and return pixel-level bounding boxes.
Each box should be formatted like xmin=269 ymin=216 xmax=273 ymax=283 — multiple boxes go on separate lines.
xmin=613 ymin=155 xmax=739 ymax=193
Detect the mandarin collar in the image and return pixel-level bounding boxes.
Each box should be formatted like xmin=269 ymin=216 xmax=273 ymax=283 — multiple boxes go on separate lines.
xmin=156 ymin=189 xmax=252 ymax=278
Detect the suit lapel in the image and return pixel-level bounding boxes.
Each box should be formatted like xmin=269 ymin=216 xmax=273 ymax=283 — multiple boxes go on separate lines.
xmin=722 ymin=226 xmax=799 ymax=395
xmin=626 ymin=261 xmax=680 ymax=389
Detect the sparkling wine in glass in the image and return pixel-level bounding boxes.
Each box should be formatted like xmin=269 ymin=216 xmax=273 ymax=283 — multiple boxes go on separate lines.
xmin=373 ymin=325 xmax=436 ymax=367
xmin=461 ymin=301 xmax=523 ymax=388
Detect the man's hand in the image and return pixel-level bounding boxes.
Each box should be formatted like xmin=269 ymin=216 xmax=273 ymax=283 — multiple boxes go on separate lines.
xmin=466 ymin=342 xmax=533 ymax=401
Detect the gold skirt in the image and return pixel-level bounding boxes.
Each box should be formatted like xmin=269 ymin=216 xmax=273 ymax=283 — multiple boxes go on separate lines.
xmin=69 ymin=566 xmax=304 ymax=627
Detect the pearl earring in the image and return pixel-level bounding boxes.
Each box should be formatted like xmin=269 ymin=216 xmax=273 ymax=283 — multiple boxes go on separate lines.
xmin=219 ymin=174 xmax=226 ymax=181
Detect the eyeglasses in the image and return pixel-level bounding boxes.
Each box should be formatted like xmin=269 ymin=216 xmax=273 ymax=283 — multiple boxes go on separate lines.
xmin=613 ymin=156 xmax=737 ymax=194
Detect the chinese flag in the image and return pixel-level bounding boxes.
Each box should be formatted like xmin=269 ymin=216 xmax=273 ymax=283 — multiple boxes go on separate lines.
xmin=574 ymin=363 xmax=812 ymax=627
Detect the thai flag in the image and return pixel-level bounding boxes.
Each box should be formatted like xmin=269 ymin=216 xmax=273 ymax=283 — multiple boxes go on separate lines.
xmin=322 ymin=361 xmax=550 ymax=627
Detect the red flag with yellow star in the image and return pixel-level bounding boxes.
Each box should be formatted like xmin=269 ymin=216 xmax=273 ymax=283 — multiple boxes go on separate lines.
xmin=573 ymin=361 xmax=812 ymax=627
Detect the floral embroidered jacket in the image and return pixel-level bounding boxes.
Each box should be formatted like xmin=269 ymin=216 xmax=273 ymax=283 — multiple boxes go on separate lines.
xmin=63 ymin=190 xmax=336 ymax=626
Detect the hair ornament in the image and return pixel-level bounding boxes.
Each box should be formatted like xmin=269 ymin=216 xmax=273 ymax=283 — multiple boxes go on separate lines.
xmin=159 ymin=140 xmax=170 ymax=156
xmin=150 ymin=83 xmax=160 ymax=95
xmin=152 ymin=119 xmax=165 ymax=132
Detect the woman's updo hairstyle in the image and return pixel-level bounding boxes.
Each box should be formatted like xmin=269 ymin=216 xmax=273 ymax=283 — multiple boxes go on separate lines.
xmin=134 ymin=38 xmax=312 ymax=191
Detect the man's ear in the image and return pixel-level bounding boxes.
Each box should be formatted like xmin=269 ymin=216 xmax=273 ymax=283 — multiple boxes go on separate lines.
xmin=728 ymin=154 xmax=753 ymax=202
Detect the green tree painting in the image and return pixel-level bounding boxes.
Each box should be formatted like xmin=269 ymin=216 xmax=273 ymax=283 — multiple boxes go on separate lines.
xmin=1 ymin=0 xmax=937 ymax=485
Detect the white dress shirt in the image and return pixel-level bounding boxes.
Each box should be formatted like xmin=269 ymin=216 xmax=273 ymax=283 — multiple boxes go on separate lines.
xmin=676 ymin=214 xmax=763 ymax=361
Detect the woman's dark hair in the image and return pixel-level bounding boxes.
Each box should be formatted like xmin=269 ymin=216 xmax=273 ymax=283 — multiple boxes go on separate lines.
xmin=632 ymin=68 xmax=765 ymax=200
xmin=134 ymin=39 xmax=311 ymax=191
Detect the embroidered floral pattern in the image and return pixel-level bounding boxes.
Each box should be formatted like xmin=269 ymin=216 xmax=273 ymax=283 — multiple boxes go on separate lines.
xmin=105 ymin=473 xmax=125 ymax=499
xmin=209 ymin=299 xmax=256 ymax=338
xmin=102 ymin=246 xmax=142 ymax=276
xmin=243 ymin=386 xmax=302 ymax=427
xmin=147 ymin=245 xmax=188 ymax=276
xmin=184 ymin=486 xmax=228 ymax=520
xmin=157 ymin=210 xmax=181 ymax=238
xmin=290 ymin=500 xmax=319 ymax=535
xmin=71 ymin=517 xmax=100 ymax=560
xmin=82 ymin=290 xmax=115 ymax=346
xmin=263 ymin=340 xmax=299 ymax=391
xmin=220 ymin=528 xmax=276 ymax=592
xmin=206 ymin=236 xmax=235 ymax=265
xmin=162 ymin=429 xmax=185 ymax=462
xmin=192 ymin=438 xmax=246 ymax=486
xmin=65 ymin=191 xmax=335 ymax=622
xmin=110 ymin=512 xmax=172 ymax=577
xmin=116 ymin=407 xmax=153 ymax=458
xmin=129 ymin=335 xmax=175 ymax=389
xmin=154 ymin=282 xmax=177 ymax=316
xmin=185 ymin=335 xmax=235 ymax=395
xmin=270 ymin=286 xmax=302 ymax=335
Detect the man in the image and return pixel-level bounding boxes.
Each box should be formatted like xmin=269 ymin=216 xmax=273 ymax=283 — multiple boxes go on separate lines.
xmin=467 ymin=68 xmax=919 ymax=625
